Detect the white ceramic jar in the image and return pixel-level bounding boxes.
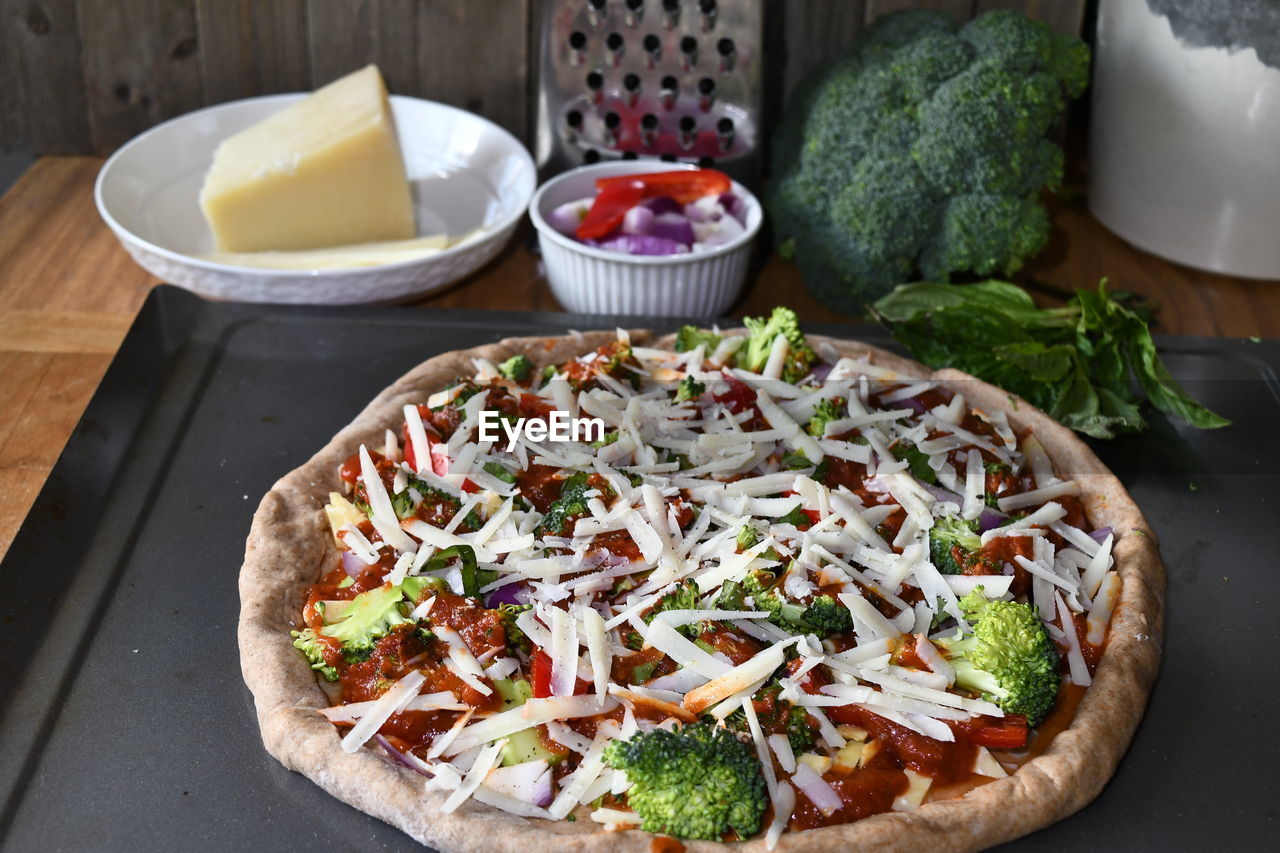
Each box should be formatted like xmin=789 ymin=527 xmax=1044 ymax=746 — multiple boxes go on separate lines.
xmin=1089 ymin=0 xmax=1280 ymax=279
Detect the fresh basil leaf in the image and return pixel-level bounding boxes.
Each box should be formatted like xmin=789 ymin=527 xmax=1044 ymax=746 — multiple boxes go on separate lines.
xmin=993 ymin=341 xmax=1074 ymax=382
xmin=1125 ymin=318 xmax=1232 ymax=429
xmin=873 ymin=278 xmax=1229 ymax=439
xmin=1096 ymin=386 xmax=1146 ymax=433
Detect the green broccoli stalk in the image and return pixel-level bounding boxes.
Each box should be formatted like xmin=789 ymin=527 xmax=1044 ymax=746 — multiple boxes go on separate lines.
xmin=498 ymin=354 xmax=534 ymax=382
xmin=936 ymin=589 xmax=1060 ymax=725
xmin=603 ymin=722 xmax=768 ymax=840
xmin=735 ymin=307 xmax=817 ymax=383
xmin=806 ymin=398 xmax=846 ymax=437
xmin=675 ymin=325 xmax=722 ymax=354
xmin=768 ymin=9 xmax=1090 ymax=312
xmin=929 ymin=514 xmax=983 ymax=574
xmin=675 ymin=375 xmax=706 ymax=402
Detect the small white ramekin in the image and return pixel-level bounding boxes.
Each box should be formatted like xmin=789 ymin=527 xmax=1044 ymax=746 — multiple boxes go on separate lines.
xmin=529 ymin=161 xmax=762 ymax=317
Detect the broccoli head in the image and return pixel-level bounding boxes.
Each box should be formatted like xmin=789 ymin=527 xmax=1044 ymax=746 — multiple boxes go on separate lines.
xmin=929 ymin=514 xmax=983 ymax=574
xmin=800 ymin=595 xmax=855 ymax=635
xmin=731 ymin=570 xmax=852 ymax=637
xmin=645 ymin=579 xmax=703 ymax=637
xmin=675 ymin=375 xmax=706 ymax=402
xmin=722 ymin=684 xmax=816 ymax=755
xmin=806 ymin=397 xmax=846 ymax=437
xmin=603 ymin=722 xmax=768 ymax=840
xmin=735 ymin=307 xmax=817 ymax=383
xmin=498 ymin=603 xmax=533 ymax=652
xmin=291 ymin=629 xmax=339 ymax=681
xmin=292 ymin=582 xmax=422 ymax=677
xmin=768 ymin=9 xmax=1089 ymax=312
xmin=536 ymin=472 xmax=595 ymax=537
xmin=937 ymin=589 xmax=1060 ymax=725
xmin=675 ymin=325 xmax=722 ymax=354
xmin=498 ymin=354 xmax=534 ymax=382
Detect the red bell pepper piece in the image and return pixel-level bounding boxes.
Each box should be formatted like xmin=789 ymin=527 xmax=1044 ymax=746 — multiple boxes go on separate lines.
xmin=530 ymin=648 xmax=589 ymax=698
xmin=576 ymin=180 xmax=645 ymax=240
xmin=595 ymin=169 xmax=732 ymax=204
xmin=531 ymin=649 xmax=553 ymax=698
xmin=966 ymin=714 xmax=1029 ymax=749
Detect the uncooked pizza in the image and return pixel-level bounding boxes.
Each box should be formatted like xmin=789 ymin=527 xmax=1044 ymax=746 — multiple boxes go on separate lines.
xmin=239 ymin=310 xmax=1163 ymax=852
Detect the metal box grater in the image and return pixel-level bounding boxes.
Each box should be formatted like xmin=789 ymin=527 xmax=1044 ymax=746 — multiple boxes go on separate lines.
xmin=534 ymin=0 xmax=764 ymax=188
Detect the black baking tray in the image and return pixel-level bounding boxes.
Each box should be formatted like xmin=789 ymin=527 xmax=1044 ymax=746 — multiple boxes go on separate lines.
xmin=1 ymin=285 xmax=1277 ymax=851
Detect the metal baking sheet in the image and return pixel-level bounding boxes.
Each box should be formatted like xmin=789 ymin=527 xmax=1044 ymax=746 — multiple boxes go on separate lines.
xmin=1 ymin=285 xmax=1276 ymax=851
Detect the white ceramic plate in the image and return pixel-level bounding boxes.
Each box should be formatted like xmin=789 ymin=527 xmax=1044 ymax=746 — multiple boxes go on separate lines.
xmin=95 ymin=94 xmax=535 ymax=304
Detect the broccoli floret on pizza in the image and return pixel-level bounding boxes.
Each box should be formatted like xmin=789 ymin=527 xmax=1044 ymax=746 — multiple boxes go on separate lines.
xmin=535 ymin=471 xmax=596 ymax=537
xmin=937 ymin=589 xmax=1060 ymax=725
xmin=805 ymin=397 xmax=845 ymax=437
xmin=929 ymin=514 xmax=983 ymax=574
xmin=721 ymin=682 xmax=816 ymax=755
xmin=602 ymin=722 xmax=768 ymax=840
xmin=291 ymin=628 xmax=340 ymax=681
xmin=498 ymin=353 xmax=535 ymax=382
xmin=799 ymin=594 xmax=854 ymax=636
xmin=674 ymin=324 xmax=722 ymax=354
xmin=291 ymin=581 xmax=424 ymax=676
xmin=725 ymin=569 xmax=853 ymax=638
xmin=734 ymin=306 xmax=817 ymax=383
xmin=675 ymin=375 xmax=705 ymax=402
xmin=644 ymin=579 xmax=703 ymax=637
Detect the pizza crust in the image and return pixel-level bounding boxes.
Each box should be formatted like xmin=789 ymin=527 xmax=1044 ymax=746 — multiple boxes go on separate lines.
xmin=239 ymin=332 xmax=1164 ymax=852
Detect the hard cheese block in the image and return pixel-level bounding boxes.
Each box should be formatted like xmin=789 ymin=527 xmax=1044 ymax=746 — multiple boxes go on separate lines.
xmin=199 ymin=65 xmax=415 ymax=253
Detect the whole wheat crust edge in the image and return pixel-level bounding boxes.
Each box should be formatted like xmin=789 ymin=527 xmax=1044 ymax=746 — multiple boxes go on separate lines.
xmin=238 ymin=331 xmax=1165 ymax=853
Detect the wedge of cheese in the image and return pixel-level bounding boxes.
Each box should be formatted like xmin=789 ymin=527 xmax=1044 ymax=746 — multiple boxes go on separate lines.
xmin=199 ymin=64 xmax=415 ymax=253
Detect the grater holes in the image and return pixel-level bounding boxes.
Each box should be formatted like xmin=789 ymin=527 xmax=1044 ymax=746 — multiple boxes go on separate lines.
xmin=545 ymin=0 xmax=760 ymax=172
xmin=605 ymin=32 xmax=625 ymax=65
xmin=623 ymin=73 xmax=642 ymax=107
xmin=661 ymin=0 xmax=680 ymax=30
xmin=567 ymin=30 xmax=587 ymax=66
xmin=624 ymin=0 xmax=644 ymax=28
xmin=698 ymin=0 xmax=717 ymax=33
xmin=679 ymin=35 xmax=698 ymax=71
xmin=586 ymin=70 xmax=605 ymax=105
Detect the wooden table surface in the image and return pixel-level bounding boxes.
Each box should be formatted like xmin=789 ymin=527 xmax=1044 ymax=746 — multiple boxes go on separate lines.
xmin=1 ymin=154 xmax=1278 ymax=560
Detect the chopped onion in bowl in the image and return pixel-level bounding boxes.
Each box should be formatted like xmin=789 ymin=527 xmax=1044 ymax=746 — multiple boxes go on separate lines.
xmin=649 ymin=212 xmax=696 ymax=246
xmin=645 ymin=196 xmax=683 ymax=216
xmin=621 ymin=204 xmax=654 ymax=235
xmin=546 ymin=197 xmax=593 ymax=237
xmin=556 ymin=169 xmax=749 ymax=256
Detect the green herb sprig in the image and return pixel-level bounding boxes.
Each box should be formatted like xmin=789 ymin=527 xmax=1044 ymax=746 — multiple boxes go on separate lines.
xmin=871 ymin=280 xmax=1230 ymax=439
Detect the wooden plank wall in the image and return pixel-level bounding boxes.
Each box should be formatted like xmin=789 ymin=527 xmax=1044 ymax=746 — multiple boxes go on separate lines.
xmin=0 ymin=0 xmax=1084 ymax=155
